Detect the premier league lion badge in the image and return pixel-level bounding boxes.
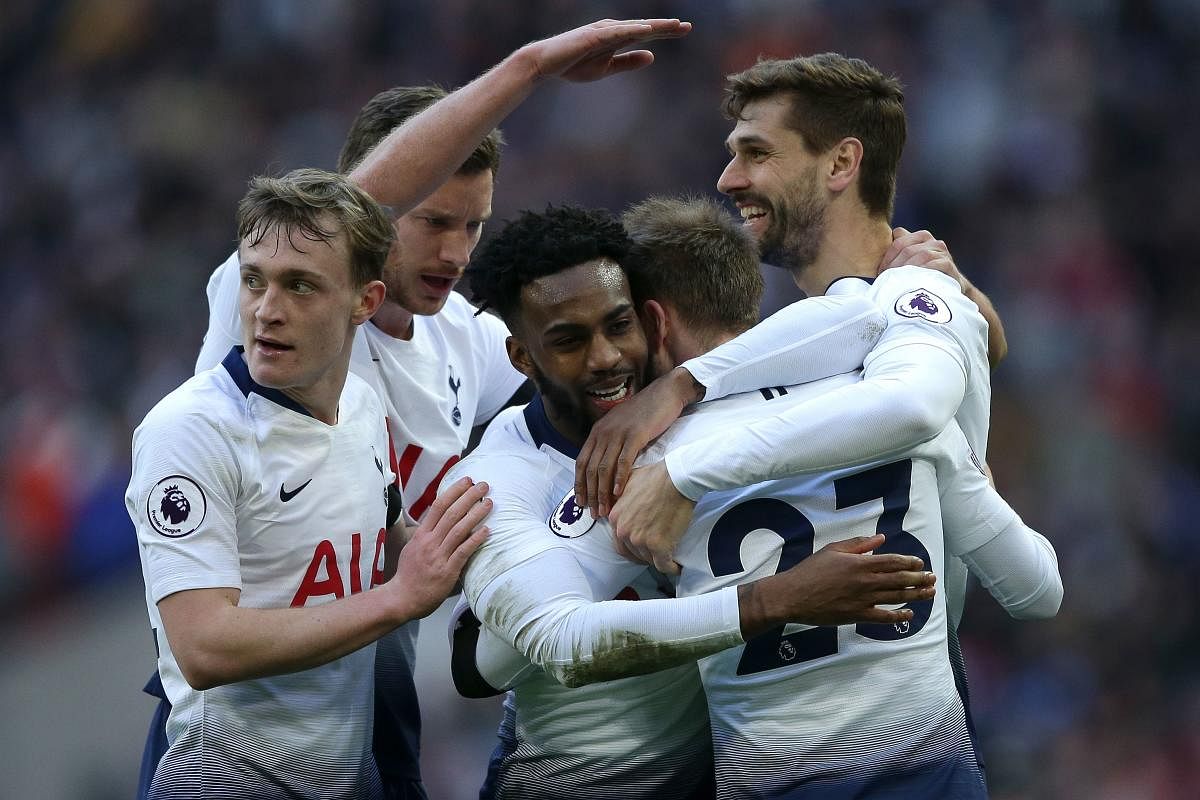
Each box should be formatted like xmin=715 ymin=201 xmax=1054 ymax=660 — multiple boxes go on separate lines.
xmin=147 ymin=475 xmax=207 ymax=538
xmin=548 ymin=491 xmax=596 ymax=539
xmin=894 ymin=288 xmax=952 ymax=323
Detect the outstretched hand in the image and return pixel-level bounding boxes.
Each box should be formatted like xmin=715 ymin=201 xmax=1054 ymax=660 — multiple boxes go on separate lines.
xmin=520 ymin=18 xmax=692 ymax=84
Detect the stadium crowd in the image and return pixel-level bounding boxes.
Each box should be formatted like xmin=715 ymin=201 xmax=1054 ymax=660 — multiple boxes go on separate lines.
xmin=2 ymin=1 xmax=1198 ymax=797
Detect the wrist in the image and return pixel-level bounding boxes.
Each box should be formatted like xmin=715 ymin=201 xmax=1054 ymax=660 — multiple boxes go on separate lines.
xmin=507 ymin=41 xmax=549 ymax=84
xmin=736 ymin=577 xmax=781 ymax=639
xmin=671 ymin=366 xmax=706 ymax=405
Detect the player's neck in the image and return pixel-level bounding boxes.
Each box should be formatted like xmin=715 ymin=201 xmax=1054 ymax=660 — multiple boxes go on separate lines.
xmin=280 ymin=363 xmax=350 ymax=426
xmin=793 ymin=215 xmax=893 ymax=297
xmin=369 ymin=300 xmax=415 ymax=340
xmin=668 ymin=326 xmax=739 ymax=365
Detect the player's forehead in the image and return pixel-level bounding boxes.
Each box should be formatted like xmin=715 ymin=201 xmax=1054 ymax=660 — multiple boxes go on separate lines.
xmin=518 ymin=258 xmax=634 ymax=333
xmin=401 ymin=170 xmax=494 ymax=221
xmin=238 ymin=218 xmax=352 ymax=282
xmin=725 ymin=96 xmax=797 ymax=151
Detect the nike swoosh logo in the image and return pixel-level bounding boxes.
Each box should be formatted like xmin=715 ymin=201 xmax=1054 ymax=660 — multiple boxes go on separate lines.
xmin=279 ymin=479 xmax=313 ymax=503
xmin=374 ymin=454 xmax=384 ymax=475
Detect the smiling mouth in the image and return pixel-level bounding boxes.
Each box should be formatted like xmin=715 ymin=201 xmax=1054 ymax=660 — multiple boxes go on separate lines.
xmin=739 ymin=204 xmax=769 ymax=224
xmin=586 ymin=376 xmax=634 ymax=412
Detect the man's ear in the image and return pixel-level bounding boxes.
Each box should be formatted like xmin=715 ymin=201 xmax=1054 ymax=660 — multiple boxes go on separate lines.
xmin=639 ymin=299 xmax=670 ymax=353
xmin=352 ymin=280 xmax=387 ymax=325
xmin=505 ymin=335 xmax=538 ymax=382
xmin=827 ymin=137 xmax=864 ymax=194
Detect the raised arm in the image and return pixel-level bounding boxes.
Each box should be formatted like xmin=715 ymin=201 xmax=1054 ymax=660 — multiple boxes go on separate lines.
xmin=349 ymin=18 xmax=691 ymax=211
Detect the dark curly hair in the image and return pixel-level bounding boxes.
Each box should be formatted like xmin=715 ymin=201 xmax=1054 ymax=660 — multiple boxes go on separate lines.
xmin=466 ymin=205 xmax=632 ymax=331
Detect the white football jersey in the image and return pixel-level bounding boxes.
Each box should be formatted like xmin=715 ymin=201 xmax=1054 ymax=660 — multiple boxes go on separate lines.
xmin=830 ymin=268 xmax=992 ymax=633
xmin=666 ymin=268 xmax=992 ymax=629
xmin=197 ymin=251 xmax=527 ymax=519
xmin=126 ymin=348 xmax=393 ymax=800
xmin=646 ymin=374 xmax=1014 ymax=799
xmin=447 ymin=400 xmax=717 ymax=800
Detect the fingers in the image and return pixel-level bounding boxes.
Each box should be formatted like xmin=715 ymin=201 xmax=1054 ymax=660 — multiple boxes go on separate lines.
xmin=613 ymin=537 xmax=646 ymax=564
xmin=867 ymin=584 xmax=936 ymax=606
xmin=423 ymin=480 xmax=491 ymax=544
xmin=594 ymin=450 xmax=616 ymax=518
xmin=422 ymin=476 xmax=477 ymax=523
xmin=446 ymin=525 xmax=491 ymax=572
xmin=606 ymin=50 xmax=655 ymax=75
xmin=823 ymin=534 xmax=886 ymax=555
xmin=856 ymin=606 xmax=916 ymax=624
xmin=609 ymin=440 xmax=638 ymax=505
xmin=438 ymin=492 xmax=493 ymax=554
xmin=585 ymin=443 xmax=608 ymax=517
xmin=574 ymin=437 xmax=597 ymax=510
xmin=651 ymin=553 xmax=681 ymax=577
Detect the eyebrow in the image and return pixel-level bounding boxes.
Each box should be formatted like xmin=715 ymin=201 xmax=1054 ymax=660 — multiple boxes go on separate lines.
xmin=725 ymin=133 xmax=771 ymax=154
xmin=239 ymin=262 xmax=325 ymax=283
xmin=541 ymin=302 xmax=635 ymax=337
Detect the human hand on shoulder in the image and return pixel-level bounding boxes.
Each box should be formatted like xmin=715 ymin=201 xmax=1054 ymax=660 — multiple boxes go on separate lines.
xmin=388 ymin=477 xmax=492 ymax=621
xmin=515 ymin=18 xmax=692 ymax=84
xmin=878 ymin=227 xmax=966 ymax=291
xmin=607 ymin=460 xmax=695 ymax=576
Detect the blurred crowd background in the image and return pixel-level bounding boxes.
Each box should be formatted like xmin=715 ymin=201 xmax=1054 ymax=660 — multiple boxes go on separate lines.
xmin=2 ymin=0 xmax=1198 ymax=797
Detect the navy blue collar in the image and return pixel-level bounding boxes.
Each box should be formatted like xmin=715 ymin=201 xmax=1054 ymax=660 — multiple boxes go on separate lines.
xmin=222 ymin=346 xmax=313 ymax=418
xmin=523 ymin=394 xmax=581 ymax=459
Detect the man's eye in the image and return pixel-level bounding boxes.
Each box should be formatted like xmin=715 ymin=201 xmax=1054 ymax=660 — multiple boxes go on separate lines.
xmin=610 ymin=319 xmax=633 ymax=334
xmin=292 ymin=281 xmax=315 ymax=294
xmin=243 ymin=274 xmax=262 ymax=289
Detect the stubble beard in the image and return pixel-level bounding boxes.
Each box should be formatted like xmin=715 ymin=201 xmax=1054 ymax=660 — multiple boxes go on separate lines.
xmin=530 ymin=365 xmax=593 ymax=445
xmin=758 ymin=184 xmax=827 ymax=277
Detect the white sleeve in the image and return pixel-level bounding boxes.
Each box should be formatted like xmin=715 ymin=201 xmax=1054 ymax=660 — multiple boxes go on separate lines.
xmin=679 ymin=294 xmax=885 ymax=400
xmin=664 ymin=342 xmax=966 ymax=500
xmin=934 ymin=425 xmax=1063 ymax=619
xmin=472 ymin=548 xmax=742 ymax=688
xmin=451 ymin=453 xmax=742 ymax=688
xmin=469 ymin=306 xmax=526 ymax=425
xmin=960 ymin=528 xmax=1063 ymax=620
xmin=195 ymin=252 xmax=244 ymax=373
xmin=126 ymin=400 xmax=242 ymax=602
xmin=664 ymin=269 xmax=987 ymax=500
xmin=447 ymin=596 xmax=538 ymax=691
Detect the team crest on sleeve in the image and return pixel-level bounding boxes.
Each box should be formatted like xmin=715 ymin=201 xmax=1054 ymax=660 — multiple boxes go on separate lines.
xmin=895 ymin=288 xmax=952 ymax=323
xmin=548 ymin=492 xmax=595 ymax=538
xmin=146 ymin=475 xmax=207 ymax=538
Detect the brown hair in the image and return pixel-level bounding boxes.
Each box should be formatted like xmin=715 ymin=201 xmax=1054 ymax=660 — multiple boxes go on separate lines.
xmin=723 ymin=54 xmax=905 ymax=217
xmin=622 ymin=195 xmax=763 ymax=339
xmin=337 ymin=85 xmax=504 ymax=176
xmin=237 ymin=168 xmax=393 ymax=287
